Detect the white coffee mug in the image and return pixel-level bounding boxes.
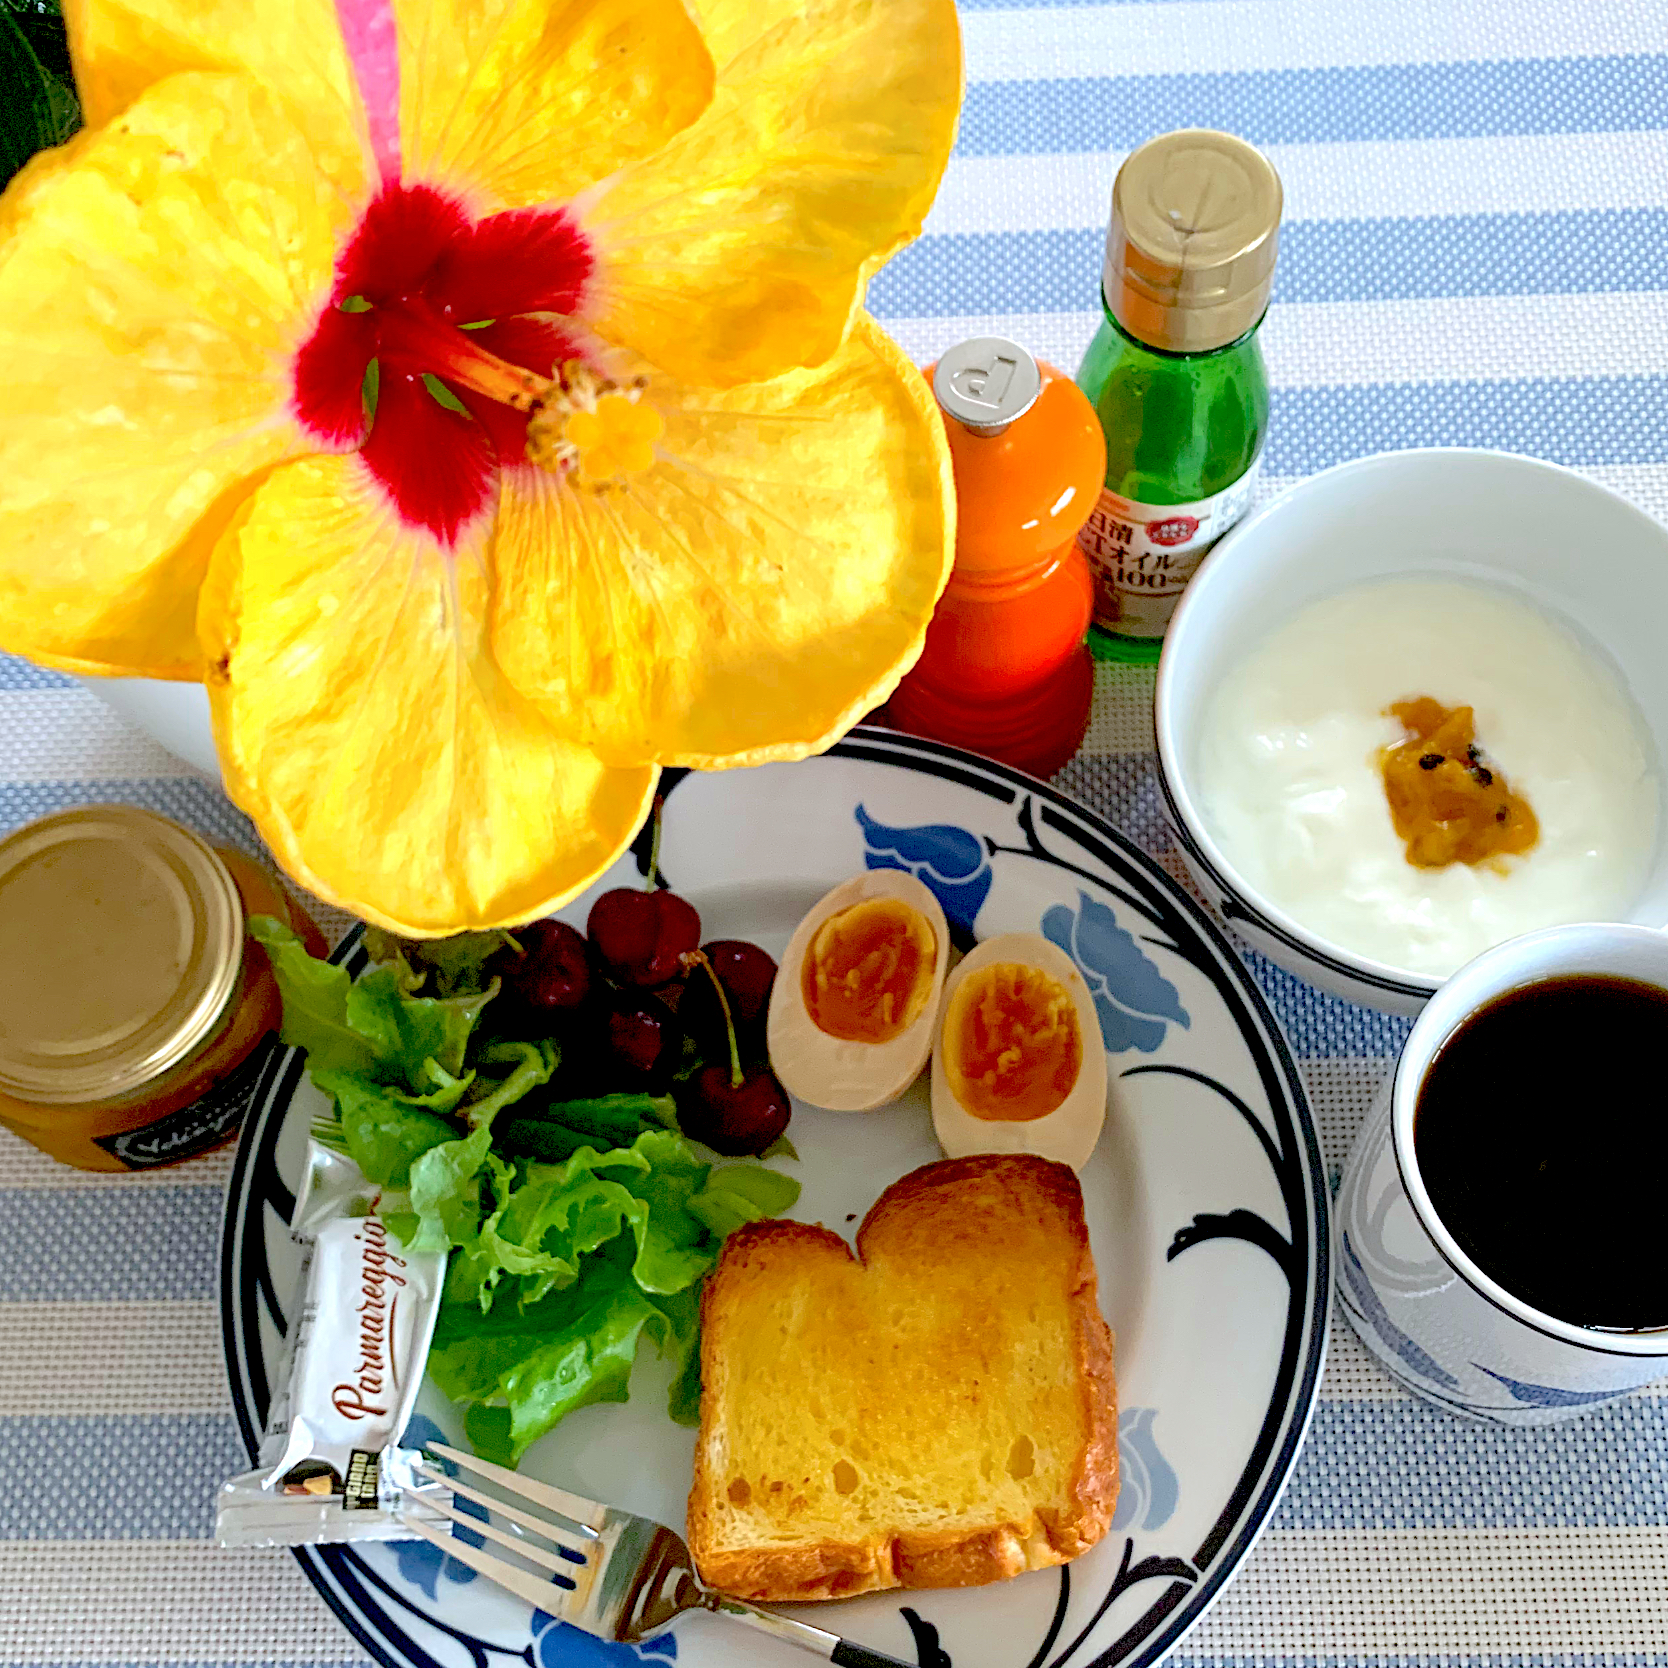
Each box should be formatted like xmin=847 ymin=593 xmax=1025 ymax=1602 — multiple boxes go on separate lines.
xmin=1337 ymin=922 xmax=1668 ymax=1423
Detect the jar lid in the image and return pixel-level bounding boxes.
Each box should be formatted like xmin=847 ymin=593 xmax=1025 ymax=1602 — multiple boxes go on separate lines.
xmin=0 ymin=806 xmax=244 ymax=1104
xmin=933 ymin=337 xmax=1043 ymax=436
xmin=1103 ymin=129 xmax=1282 ymax=354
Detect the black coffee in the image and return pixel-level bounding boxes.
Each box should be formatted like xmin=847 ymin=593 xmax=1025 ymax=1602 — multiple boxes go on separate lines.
xmin=1413 ymin=974 xmax=1668 ymax=1332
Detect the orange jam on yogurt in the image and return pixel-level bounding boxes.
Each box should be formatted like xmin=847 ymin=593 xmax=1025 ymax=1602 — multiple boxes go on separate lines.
xmin=1380 ymin=697 xmax=1539 ymax=869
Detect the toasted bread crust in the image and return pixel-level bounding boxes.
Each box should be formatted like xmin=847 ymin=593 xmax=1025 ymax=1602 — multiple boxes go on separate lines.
xmin=689 ymin=1154 xmax=1119 ymax=1601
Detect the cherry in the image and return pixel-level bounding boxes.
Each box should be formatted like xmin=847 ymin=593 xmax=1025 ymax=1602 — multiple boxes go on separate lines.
xmin=676 ymin=948 xmax=792 ymax=1156
xmin=586 ymin=889 xmax=701 ymax=988
xmin=680 ymin=939 xmax=776 ymax=1057
xmin=677 ymin=1063 xmax=792 ymax=1157
xmin=492 ymin=919 xmax=590 ymax=1012
xmin=605 ymin=997 xmax=678 ymax=1082
xmin=700 ymin=941 xmax=776 ymax=1025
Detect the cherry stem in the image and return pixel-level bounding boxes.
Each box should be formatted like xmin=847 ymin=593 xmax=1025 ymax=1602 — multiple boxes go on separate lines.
xmin=686 ymin=950 xmax=743 ymax=1089
xmin=644 ymin=795 xmax=664 ymax=892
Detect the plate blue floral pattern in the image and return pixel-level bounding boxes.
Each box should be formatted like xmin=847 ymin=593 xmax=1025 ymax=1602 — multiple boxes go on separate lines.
xmin=222 ymin=728 xmax=1328 ymax=1668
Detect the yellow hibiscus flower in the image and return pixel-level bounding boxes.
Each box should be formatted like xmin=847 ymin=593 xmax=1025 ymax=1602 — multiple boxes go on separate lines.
xmin=0 ymin=0 xmax=960 ymax=933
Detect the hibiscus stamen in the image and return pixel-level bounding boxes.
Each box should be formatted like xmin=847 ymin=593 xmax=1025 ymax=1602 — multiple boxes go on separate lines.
xmin=525 ymin=364 xmax=664 ymax=485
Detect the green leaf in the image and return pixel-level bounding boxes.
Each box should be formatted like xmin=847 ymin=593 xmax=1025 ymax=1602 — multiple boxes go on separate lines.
xmin=453 ymin=1164 xmax=636 ymax=1311
xmin=666 ymin=1334 xmax=704 ymax=1428
xmin=463 ymin=1403 xmax=516 ymax=1466
xmin=363 ymin=928 xmax=517 ymax=997
xmin=493 ymin=1118 xmax=594 ymax=1165
xmin=406 ymin=1119 xmax=498 ymax=1254
xmin=450 ymin=1139 xmax=649 ymax=1309
xmin=0 ymin=5 xmax=78 ymax=190
xmin=400 ymin=1044 xmax=554 ymax=1256
xmin=382 ymin=1209 xmax=419 ymax=1244
xmin=494 ymin=1092 xmax=677 ymax=1164
xmin=646 ymin=1283 xmax=704 ymax=1427
xmin=499 ymin=1284 xmax=661 ymax=1460
xmin=686 ymin=1164 xmax=803 ymax=1239
xmin=613 ymin=1134 xmax=714 ymax=1295
xmin=344 ymin=963 xmax=495 ymax=1081
xmin=338 ymin=294 xmax=372 ymax=313
xmin=361 ymin=358 xmax=379 ymax=426
xmin=252 ymin=916 xmax=497 ymax=1089
xmin=462 ymin=1040 xmax=556 ymax=1125
xmin=423 ymin=932 xmax=517 ymax=995
xmin=311 ymin=1070 xmax=464 ymax=1189
xmin=250 ymin=917 xmax=381 ymax=1076
xmin=425 ymin=1131 xmax=800 ymax=1465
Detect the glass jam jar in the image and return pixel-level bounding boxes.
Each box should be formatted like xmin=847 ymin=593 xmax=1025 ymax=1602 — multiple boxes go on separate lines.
xmin=0 ymin=805 xmax=324 ymax=1171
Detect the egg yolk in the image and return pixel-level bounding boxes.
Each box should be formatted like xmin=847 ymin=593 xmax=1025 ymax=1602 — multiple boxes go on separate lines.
xmin=944 ymin=963 xmax=1082 ymax=1122
xmin=801 ymin=898 xmax=937 ymax=1043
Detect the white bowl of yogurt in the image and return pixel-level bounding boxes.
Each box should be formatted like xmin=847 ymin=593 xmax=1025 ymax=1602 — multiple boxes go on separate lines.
xmin=1156 ymin=448 xmax=1668 ymax=1015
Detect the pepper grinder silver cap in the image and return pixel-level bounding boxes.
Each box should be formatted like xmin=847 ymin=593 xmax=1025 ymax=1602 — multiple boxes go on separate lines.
xmin=932 ymin=336 xmax=1042 ymax=437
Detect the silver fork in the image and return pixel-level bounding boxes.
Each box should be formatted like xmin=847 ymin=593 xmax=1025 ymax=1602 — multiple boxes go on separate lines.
xmin=399 ymin=1442 xmax=913 ymax=1668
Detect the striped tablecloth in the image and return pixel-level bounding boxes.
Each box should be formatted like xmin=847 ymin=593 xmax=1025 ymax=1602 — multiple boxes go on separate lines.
xmin=5 ymin=0 xmax=1668 ymax=1662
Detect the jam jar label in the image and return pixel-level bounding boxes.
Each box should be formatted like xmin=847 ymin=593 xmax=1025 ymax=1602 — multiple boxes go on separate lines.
xmin=94 ymin=1035 xmax=281 ymax=1169
xmin=1076 ymin=457 xmax=1262 ymax=639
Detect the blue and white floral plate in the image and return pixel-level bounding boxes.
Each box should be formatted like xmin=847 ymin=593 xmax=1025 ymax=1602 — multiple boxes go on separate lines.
xmin=222 ymin=727 xmax=1329 ymax=1668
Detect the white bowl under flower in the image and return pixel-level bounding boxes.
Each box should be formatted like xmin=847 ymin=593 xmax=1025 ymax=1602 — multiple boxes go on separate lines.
xmin=84 ymin=679 xmax=222 ymax=782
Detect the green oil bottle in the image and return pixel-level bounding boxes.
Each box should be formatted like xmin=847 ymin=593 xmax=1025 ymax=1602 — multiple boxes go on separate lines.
xmin=1076 ymin=130 xmax=1282 ymax=663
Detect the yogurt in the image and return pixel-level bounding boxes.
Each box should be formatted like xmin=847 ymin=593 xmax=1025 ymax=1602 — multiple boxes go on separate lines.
xmin=1195 ymin=576 xmax=1660 ymax=977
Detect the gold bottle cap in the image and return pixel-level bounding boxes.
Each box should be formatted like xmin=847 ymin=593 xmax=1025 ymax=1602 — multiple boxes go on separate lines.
xmin=0 ymin=806 xmax=244 ymax=1105
xmin=1103 ymin=129 xmax=1282 ymax=354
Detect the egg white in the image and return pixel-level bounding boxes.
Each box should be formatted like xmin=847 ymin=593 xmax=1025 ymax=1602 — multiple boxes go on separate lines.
xmin=930 ymin=932 xmax=1108 ymax=1172
xmin=765 ymin=870 xmax=950 ymax=1112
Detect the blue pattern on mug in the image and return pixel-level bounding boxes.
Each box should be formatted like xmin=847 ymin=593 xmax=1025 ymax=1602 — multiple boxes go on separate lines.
xmin=1338 ymin=1232 xmax=1460 ymax=1390
xmin=390 ymin=1415 xmax=483 ymax=1597
xmin=532 ymin=1608 xmax=678 ymax=1664
xmin=856 ymin=805 xmax=993 ymax=932
xmin=1474 ymin=1366 xmax=1627 ymax=1408
xmin=1040 ymin=891 xmax=1189 ymax=1054
xmin=1110 ymin=1407 xmax=1179 ymax=1532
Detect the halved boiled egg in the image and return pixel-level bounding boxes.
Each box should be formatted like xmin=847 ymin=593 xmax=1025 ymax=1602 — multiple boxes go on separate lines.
xmin=766 ymin=870 xmax=949 ymax=1111
xmin=931 ymin=932 xmax=1108 ymax=1171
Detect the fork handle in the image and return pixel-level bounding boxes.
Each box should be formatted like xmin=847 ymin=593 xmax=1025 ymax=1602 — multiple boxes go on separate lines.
xmin=706 ymin=1594 xmax=913 ymax=1666
xmin=831 ymin=1643 xmax=915 ymax=1668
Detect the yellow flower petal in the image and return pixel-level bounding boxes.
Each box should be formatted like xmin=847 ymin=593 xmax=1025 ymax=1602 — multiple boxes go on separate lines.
xmin=200 ymin=453 xmax=657 ymax=935
xmin=396 ymin=0 xmax=715 ymax=209
xmin=492 ymin=315 xmax=954 ymax=768
xmin=63 ymin=0 xmax=366 ymax=194
xmin=0 ymin=73 xmax=352 ymax=678
xmin=583 ymin=0 xmax=962 ymax=387
xmin=678 ymin=0 xmax=796 ymax=70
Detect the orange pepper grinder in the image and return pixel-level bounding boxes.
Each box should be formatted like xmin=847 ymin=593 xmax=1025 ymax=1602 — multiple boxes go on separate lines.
xmin=889 ymin=336 xmax=1106 ymax=778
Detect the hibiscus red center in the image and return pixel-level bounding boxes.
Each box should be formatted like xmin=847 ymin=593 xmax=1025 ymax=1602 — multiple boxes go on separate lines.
xmin=292 ymin=182 xmax=594 ymax=543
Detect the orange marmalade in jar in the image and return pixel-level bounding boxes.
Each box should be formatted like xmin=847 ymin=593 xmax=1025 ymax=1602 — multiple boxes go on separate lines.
xmin=0 ymin=806 xmax=325 ymax=1172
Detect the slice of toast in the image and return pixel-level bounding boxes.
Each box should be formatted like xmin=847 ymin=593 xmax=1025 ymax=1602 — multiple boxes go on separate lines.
xmin=688 ymin=1153 xmax=1118 ymax=1601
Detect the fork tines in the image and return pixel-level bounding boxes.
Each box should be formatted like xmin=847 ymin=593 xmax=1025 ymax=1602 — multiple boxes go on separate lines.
xmin=426 ymin=1441 xmax=610 ymax=1532
xmin=396 ymin=1509 xmax=577 ymax=1615
xmin=396 ymin=1444 xmax=611 ymax=1619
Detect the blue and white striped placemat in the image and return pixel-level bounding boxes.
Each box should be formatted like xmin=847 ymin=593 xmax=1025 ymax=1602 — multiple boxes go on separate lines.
xmin=4 ymin=0 xmax=1668 ymax=1660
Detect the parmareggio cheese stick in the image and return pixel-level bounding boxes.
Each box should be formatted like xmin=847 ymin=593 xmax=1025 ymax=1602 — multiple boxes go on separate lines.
xmin=216 ymin=1143 xmax=448 ymax=1547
